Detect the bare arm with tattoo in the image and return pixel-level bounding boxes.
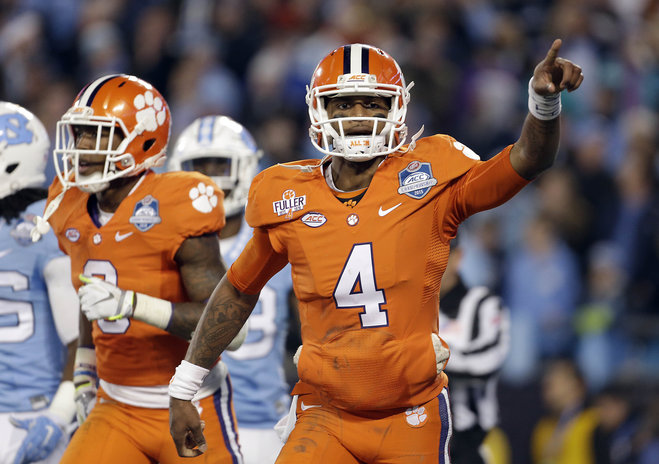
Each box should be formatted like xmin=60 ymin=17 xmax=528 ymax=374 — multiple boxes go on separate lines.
xmin=168 ymin=234 xmax=226 ymax=339
xmin=169 ymin=276 xmax=259 ymax=457
xmin=510 ymin=39 xmax=584 ymax=179
xmin=185 ymin=275 xmax=259 ymax=367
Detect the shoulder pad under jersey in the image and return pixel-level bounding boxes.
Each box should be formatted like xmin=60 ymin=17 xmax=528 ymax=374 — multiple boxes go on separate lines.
xmin=245 ymin=159 xmax=323 ymax=228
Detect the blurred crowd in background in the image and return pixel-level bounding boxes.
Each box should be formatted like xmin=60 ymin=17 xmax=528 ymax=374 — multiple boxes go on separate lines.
xmin=1 ymin=0 xmax=658 ymax=462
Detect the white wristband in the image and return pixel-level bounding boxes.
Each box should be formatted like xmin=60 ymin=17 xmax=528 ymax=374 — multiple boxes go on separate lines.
xmin=74 ymin=347 xmax=97 ymax=377
xmin=169 ymin=360 xmax=210 ymax=401
xmin=133 ymin=293 xmax=173 ymax=329
xmin=528 ymin=78 xmax=561 ymax=120
xmin=48 ymin=380 xmax=76 ymax=425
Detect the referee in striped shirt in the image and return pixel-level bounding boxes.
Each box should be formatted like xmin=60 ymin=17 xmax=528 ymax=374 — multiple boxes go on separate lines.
xmin=440 ymin=239 xmax=511 ymax=464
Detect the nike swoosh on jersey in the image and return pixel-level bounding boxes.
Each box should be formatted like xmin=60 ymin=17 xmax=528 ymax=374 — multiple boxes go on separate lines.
xmin=378 ymin=203 xmax=402 ymax=216
xmin=300 ymin=401 xmax=321 ymax=411
xmin=0 ymin=249 xmax=12 ymax=259
xmin=115 ymin=231 xmax=133 ymax=242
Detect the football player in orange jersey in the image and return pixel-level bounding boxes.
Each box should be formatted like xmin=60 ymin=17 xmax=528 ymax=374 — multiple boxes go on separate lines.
xmin=170 ymin=40 xmax=583 ymax=463
xmin=32 ymin=75 xmax=246 ymax=463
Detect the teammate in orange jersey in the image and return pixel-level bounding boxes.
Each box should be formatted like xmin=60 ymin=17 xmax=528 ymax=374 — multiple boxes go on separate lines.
xmin=170 ymin=40 xmax=583 ymax=463
xmin=32 ymin=75 xmax=245 ymax=463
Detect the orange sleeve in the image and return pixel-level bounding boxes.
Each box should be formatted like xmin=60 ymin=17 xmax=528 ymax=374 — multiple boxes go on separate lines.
xmin=226 ymin=227 xmax=289 ymax=295
xmin=442 ymin=144 xmax=530 ymax=237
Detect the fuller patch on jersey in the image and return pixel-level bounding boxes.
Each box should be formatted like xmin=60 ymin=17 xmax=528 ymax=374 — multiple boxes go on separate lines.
xmin=273 ymin=189 xmax=306 ymax=218
xmin=405 ymin=406 xmax=428 ymax=427
xmin=129 ymin=194 xmax=162 ymax=232
xmin=397 ymin=161 xmax=438 ymax=199
xmin=301 ymin=212 xmax=327 ymax=228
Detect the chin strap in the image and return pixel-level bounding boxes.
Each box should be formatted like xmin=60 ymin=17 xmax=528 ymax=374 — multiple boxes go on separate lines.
xmin=400 ymin=125 xmax=424 ymax=154
xmin=278 ymin=154 xmax=332 ymax=173
xmin=30 ymin=186 xmax=68 ymax=242
xmin=276 ymin=125 xmax=424 ymax=174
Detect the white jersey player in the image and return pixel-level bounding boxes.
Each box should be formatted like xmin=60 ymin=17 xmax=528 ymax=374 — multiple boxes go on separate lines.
xmin=0 ymin=102 xmax=79 ymax=464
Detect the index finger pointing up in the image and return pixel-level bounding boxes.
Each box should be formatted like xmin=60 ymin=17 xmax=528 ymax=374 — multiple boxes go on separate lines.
xmin=545 ymin=39 xmax=562 ymax=65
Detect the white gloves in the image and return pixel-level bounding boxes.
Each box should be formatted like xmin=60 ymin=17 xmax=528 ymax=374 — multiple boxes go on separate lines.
xmin=78 ymin=275 xmax=134 ymax=321
xmin=77 ymin=275 xmax=173 ymax=329
xmin=10 ymin=414 xmax=65 ymax=464
xmin=73 ymin=347 xmax=98 ymax=425
xmin=432 ymin=333 xmax=450 ymax=374
xmin=75 ymin=388 xmax=96 ymax=427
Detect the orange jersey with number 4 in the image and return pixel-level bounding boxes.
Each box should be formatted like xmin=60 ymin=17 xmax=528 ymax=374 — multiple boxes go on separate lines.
xmin=46 ymin=170 xmax=225 ymax=386
xmin=228 ymin=134 xmax=529 ymax=411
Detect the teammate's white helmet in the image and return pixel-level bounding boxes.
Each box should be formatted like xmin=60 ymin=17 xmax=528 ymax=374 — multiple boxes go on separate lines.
xmin=168 ymin=116 xmax=262 ymax=217
xmin=0 ymin=102 xmax=50 ymax=200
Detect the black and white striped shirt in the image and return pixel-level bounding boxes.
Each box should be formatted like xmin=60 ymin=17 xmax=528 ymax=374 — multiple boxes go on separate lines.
xmin=439 ymin=278 xmax=510 ymax=431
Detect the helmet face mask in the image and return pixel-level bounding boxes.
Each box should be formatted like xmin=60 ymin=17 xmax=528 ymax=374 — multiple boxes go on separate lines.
xmin=168 ymin=116 xmax=262 ymax=217
xmin=56 ymin=108 xmax=131 ymax=193
xmin=54 ymin=74 xmax=171 ymax=193
xmin=0 ymin=102 xmax=50 ymax=200
xmin=306 ymin=44 xmax=413 ymax=161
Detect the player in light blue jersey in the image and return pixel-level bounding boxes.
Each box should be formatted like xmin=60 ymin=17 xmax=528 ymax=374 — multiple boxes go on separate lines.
xmin=0 ymin=102 xmax=79 ymax=464
xmin=169 ymin=115 xmax=294 ymax=464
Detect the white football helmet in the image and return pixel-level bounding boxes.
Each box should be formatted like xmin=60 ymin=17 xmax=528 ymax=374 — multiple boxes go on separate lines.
xmin=0 ymin=102 xmax=50 ymax=200
xmin=168 ymin=116 xmax=262 ymax=217
xmin=306 ymin=43 xmax=413 ymax=161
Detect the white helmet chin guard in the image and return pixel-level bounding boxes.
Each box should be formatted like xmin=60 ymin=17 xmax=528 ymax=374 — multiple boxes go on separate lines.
xmin=168 ymin=116 xmax=262 ymax=217
xmin=306 ymin=43 xmax=413 ymax=161
xmin=0 ymin=102 xmax=50 ymax=200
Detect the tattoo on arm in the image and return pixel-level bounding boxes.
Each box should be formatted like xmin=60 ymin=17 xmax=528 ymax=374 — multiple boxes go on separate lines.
xmin=168 ymin=234 xmax=226 ymax=340
xmin=511 ymin=114 xmax=560 ymax=179
xmin=186 ymin=276 xmax=259 ymax=368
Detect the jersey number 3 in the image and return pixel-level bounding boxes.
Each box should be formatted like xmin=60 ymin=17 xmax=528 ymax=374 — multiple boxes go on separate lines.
xmin=333 ymin=243 xmax=388 ymax=328
xmin=83 ymin=260 xmax=130 ymax=334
